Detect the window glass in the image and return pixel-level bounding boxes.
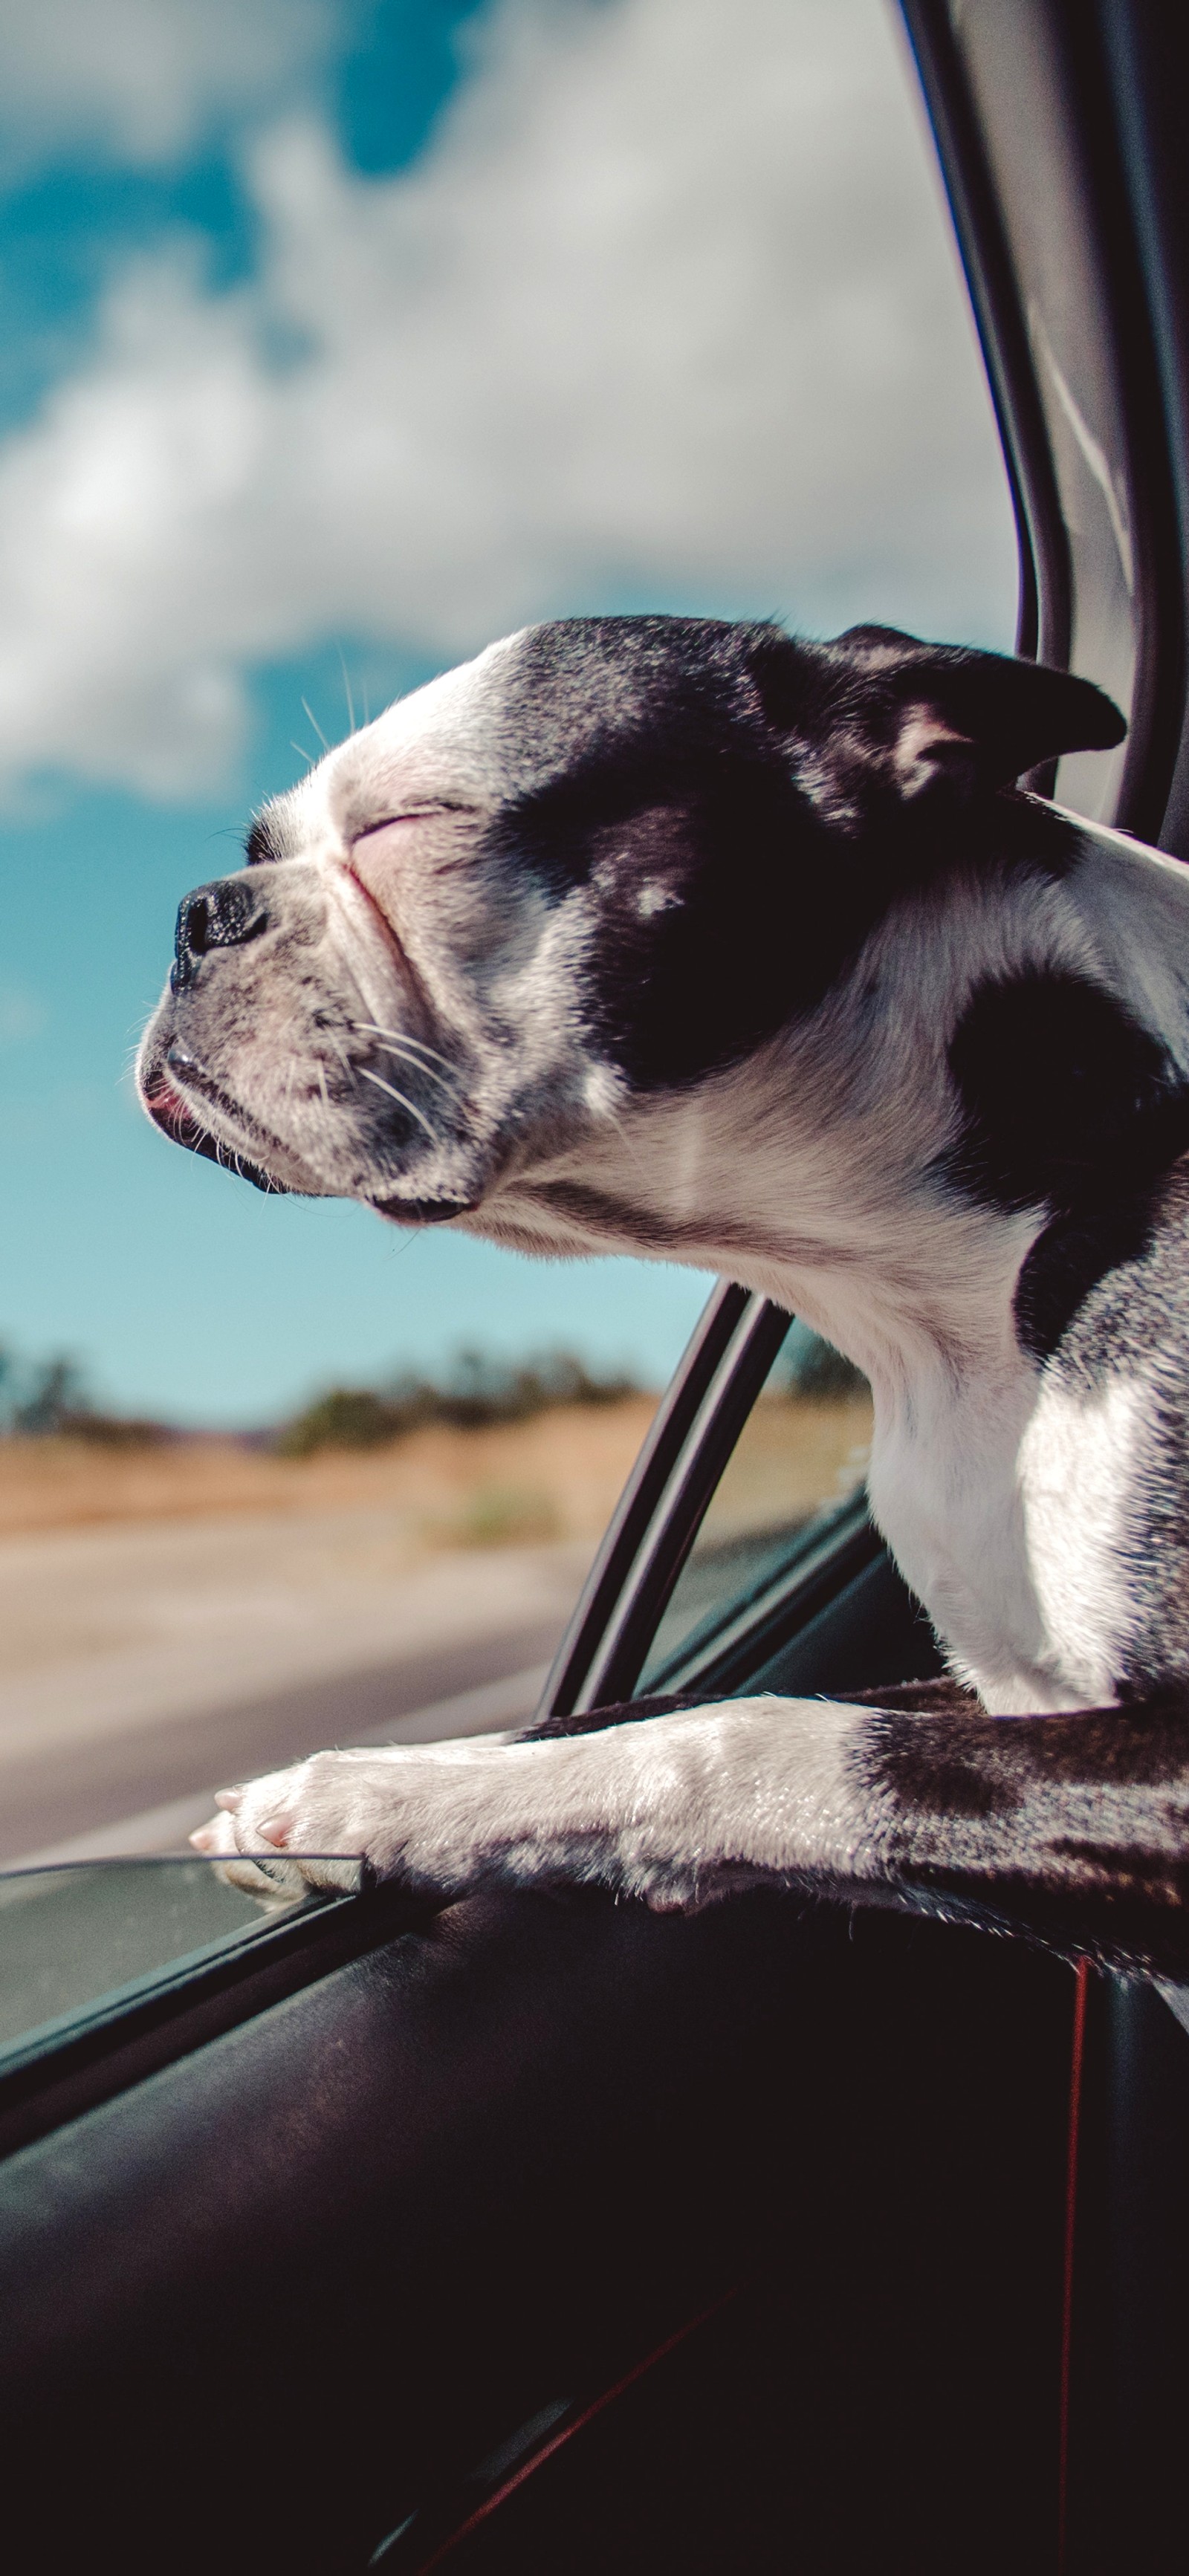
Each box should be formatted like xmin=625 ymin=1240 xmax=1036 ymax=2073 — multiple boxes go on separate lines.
xmin=0 ymin=1858 xmax=357 ymax=2080
xmin=635 ymin=1328 xmax=872 ymax=1696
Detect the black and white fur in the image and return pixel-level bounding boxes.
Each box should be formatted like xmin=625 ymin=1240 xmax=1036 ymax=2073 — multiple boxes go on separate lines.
xmin=137 ymin=615 xmax=1189 ymax=1977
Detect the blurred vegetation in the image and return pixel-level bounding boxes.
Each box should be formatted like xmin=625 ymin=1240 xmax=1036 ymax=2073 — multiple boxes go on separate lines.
xmin=0 ymin=1334 xmax=641 ymax=1454
xmin=443 ymin=1483 xmax=563 ymax=1548
xmin=0 ymin=1320 xmax=864 ymax=1459
xmin=0 ymin=1344 xmax=169 ymax=1445
xmin=770 ymin=1322 xmax=869 ymax=1402
xmin=274 ymin=1348 xmax=643 ymax=1458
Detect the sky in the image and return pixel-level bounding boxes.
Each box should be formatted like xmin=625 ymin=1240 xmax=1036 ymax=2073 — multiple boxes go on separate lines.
xmin=0 ymin=0 xmax=1018 ymax=1427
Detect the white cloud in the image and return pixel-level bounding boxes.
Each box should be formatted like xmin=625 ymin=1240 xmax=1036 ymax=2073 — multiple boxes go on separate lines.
xmin=0 ymin=0 xmax=1017 ymax=802
xmin=0 ymin=0 xmax=337 ymax=166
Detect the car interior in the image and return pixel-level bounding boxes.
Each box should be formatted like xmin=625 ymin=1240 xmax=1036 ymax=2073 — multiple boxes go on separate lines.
xmin=2 ymin=4 xmax=1188 ymax=2569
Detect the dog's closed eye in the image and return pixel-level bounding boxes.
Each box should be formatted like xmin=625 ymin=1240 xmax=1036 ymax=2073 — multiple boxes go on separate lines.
xmin=351 ymin=803 xmax=479 ymax=845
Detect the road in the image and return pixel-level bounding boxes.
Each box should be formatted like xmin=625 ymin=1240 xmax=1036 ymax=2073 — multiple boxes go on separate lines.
xmin=0 ymin=1505 xmax=590 ymax=1863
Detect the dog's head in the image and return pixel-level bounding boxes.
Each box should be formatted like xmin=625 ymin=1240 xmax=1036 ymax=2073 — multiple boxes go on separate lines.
xmin=137 ymin=615 xmax=1122 ymax=1236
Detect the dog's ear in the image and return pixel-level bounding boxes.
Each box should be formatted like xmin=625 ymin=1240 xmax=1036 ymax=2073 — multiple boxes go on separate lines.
xmin=748 ymin=623 xmax=1125 ymax=815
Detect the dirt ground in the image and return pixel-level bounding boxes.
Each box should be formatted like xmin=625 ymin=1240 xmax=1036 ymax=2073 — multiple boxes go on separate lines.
xmin=699 ymin=1390 xmax=872 ymax=1543
xmin=0 ymin=1396 xmax=661 ymax=1545
xmin=0 ymin=1392 xmax=873 ymax=1862
xmin=0 ymin=1389 xmax=873 ymax=1546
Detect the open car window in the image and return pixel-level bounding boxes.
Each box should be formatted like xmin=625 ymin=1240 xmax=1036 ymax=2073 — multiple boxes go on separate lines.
xmin=0 ymin=0 xmax=1021 ymax=2185
xmin=0 ymin=1294 xmax=883 ymax=2099
xmin=0 ymin=0 xmax=1017 ymax=1897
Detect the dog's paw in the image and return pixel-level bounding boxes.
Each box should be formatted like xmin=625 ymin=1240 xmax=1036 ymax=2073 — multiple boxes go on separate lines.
xmin=189 ymin=1743 xmax=483 ymax=1899
xmin=190 ymin=1755 xmax=372 ymax=1902
xmin=192 ymin=1819 xmax=316 ymax=1909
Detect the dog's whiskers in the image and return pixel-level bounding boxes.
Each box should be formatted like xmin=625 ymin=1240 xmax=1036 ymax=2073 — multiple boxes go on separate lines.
xmin=357 ymin=1066 xmax=439 ymax=1142
xmin=337 ymin=644 xmax=356 ymax=737
xmin=323 ymin=1031 xmax=355 ymax=1077
xmin=301 ymin=697 xmax=331 ymax=755
xmin=365 ymin=1039 xmax=459 ymax=1097
xmin=351 ymin=1022 xmax=456 ymax=1078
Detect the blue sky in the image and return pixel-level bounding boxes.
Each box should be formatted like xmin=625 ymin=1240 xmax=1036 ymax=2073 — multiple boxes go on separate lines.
xmin=0 ymin=0 xmax=1016 ymax=1427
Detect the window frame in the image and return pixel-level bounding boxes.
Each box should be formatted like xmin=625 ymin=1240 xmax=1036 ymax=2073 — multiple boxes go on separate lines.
xmin=538 ymin=1282 xmax=791 ymax=1718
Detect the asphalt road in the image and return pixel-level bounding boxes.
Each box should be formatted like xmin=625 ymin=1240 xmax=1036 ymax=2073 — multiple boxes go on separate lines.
xmin=1 ymin=1618 xmax=567 ymax=1865
xmin=0 ymin=1508 xmax=590 ymax=1865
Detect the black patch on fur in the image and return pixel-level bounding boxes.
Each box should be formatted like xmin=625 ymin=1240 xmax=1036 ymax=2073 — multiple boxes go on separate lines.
xmin=871 ymin=1713 xmax=1024 ymax=1821
xmin=1014 ymin=1195 xmax=1165 ymax=1360
xmin=490 ymin=629 xmax=875 ymax=1089
xmin=868 ymin=1700 xmax=1189 ymax=1969
xmin=942 ymin=970 xmax=1189 ymax=1359
xmin=871 ymin=1698 xmax=1189 ymax=1802
xmin=499 ymin=740 xmax=838 ymax=1086
xmin=947 ymin=972 xmax=1184 ymax=1213
xmin=525 ymin=1690 xmax=711 ymax=1741
xmin=843 ymin=1676 xmax=984 ymax=1720
xmin=489 ymin=620 xmax=1102 ymax=1091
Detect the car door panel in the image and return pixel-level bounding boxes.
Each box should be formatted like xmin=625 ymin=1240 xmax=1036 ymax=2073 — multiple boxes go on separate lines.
xmin=0 ymin=1885 xmax=1072 ymax=2574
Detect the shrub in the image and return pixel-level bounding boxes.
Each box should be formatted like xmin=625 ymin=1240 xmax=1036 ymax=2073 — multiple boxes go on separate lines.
xmin=274 ymin=1388 xmax=405 ymax=1456
xmin=274 ymin=1348 xmax=643 ymax=1458
xmin=447 ymin=1484 xmax=562 ymax=1547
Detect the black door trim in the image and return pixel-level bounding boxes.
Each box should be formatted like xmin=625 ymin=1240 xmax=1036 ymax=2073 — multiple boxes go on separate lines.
xmin=539 ymin=1286 xmax=792 ymax=1718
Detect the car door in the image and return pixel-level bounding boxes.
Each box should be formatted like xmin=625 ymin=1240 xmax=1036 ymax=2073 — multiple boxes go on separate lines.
xmin=0 ymin=1276 xmax=1078 ymax=2576
xmin=1 ymin=5 xmax=1185 ymax=2571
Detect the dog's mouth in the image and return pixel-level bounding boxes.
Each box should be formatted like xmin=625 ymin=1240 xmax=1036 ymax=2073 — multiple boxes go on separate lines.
xmin=141 ymin=1066 xmax=291 ymax=1198
xmin=141 ymin=1060 xmax=484 ymax=1221
xmin=367 ymin=1190 xmax=482 ymax=1225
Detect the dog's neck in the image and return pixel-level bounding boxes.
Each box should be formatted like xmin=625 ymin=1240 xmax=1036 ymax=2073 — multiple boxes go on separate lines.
xmin=480 ymin=811 xmax=1189 ymax=1716
xmin=487 ymin=833 xmax=1071 ymax=1369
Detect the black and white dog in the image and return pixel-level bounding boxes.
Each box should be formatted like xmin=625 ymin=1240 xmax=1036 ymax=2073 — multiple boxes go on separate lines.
xmin=138 ymin=615 xmax=1189 ymax=1978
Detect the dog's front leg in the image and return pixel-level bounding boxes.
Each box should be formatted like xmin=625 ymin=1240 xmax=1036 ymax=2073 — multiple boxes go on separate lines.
xmin=189 ymin=1696 xmax=887 ymax=1912
xmin=860 ymin=1695 xmax=1189 ymax=1978
xmin=190 ymin=1693 xmax=1189 ymax=1979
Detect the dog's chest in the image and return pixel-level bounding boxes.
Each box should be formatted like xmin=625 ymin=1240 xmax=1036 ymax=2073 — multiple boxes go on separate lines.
xmin=867 ymin=1363 xmax=1142 ymax=1713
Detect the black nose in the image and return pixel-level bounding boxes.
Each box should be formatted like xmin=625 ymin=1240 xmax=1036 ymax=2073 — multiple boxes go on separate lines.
xmin=172 ymin=876 xmax=268 ymax=991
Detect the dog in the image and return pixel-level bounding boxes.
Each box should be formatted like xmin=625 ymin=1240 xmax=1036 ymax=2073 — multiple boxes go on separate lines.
xmin=137 ymin=614 xmax=1189 ymax=1979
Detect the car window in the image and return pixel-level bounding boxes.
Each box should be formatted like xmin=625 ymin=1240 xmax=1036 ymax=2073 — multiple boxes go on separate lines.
xmin=0 ymin=0 xmax=1014 ymax=2052
xmin=634 ymin=1328 xmax=872 ymax=1697
xmin=0 ymin=1858 xmax=359 ymax=2082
